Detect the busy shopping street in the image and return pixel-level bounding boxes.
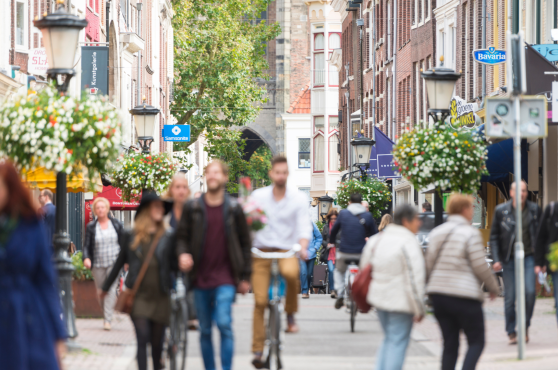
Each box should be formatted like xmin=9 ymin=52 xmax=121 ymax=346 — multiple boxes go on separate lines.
xmin=2 ymin=0 xmax=558 ymax=370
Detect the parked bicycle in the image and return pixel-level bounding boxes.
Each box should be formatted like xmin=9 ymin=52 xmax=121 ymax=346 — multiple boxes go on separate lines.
xmin=251 ymin=244 xmax=301 ymax=370
xmin=344 ymin=260 xmax=360 ymax=333
xmin=166 ymin=274 xmax=188 ymax=370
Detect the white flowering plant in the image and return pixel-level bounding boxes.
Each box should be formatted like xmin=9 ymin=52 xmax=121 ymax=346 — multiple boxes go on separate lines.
xmin=110 ymin=152 xmax=177 ymax=202
xmin=0 ymin=86 xmax=121 ymax=185
xmin=335 ymin=177 xmax=392 ymax=219
xmin=393 ymin=123 xmax=488 ymax=194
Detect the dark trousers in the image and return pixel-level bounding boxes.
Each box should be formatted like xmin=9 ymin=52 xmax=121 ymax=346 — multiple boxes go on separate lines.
xmin=430 ymin=294 xmax=485 ymax=370
xmin=131 ymin=317 xmax=166 ymax=370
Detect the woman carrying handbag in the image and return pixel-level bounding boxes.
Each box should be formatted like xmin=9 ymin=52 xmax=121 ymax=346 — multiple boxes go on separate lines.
xmin=100 ymin=191 xmax=176 ymax=370
xmin=426 ymin=194 xmax=499 ymax=370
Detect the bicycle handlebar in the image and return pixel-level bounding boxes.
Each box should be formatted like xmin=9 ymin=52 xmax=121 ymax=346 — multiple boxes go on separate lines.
xmin=251 ymin=244 xmax=301 ymax=259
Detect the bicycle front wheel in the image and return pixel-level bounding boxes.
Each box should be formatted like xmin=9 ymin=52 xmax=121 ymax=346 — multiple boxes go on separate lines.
xmin=168 ymin=299 xmax=188 ymax=370
xmin=266 ymin=303 xmax=282 ymax=370
xmin=349 ymin=295 xmax=357 ymax=333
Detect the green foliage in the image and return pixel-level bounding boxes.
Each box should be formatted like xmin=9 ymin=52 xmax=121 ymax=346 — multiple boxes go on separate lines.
xmin=335 ymin=178 xmax=392 ymax=219
xmin=246 ymin=145 xmax=272 ymax=188
xmin=0 ymin=86 xmax=121 ymax=185
xmin=548 ymin=241 xmax=558 ymax=272
xmin=205 ymin=129 xmax=248 ymax=193
xmin=171 ymin=0 xmax=280 ymax=142
xmin=315 ymin=220 xmax=325 ymax=232
xmin=393 ymin=123 xmax=488 ymax=194
xmin=72 ymin=251 xmax=93 ymax=281
xmin=110 ymin=152 xmax=177 ymax=201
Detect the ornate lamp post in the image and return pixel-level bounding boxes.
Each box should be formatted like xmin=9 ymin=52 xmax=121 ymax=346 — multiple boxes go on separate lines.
xmin=318 ymin=194 xmax=334 ymax=221
xmin=350 ymin=136 xmax=375 ymax=179
xmin=421 ymin=67 xmax=461 ymax=226
xmin=33 ymin=0 xmax=87 ymax=342
xmin=130 ymin=97 xmax=160 ymax=153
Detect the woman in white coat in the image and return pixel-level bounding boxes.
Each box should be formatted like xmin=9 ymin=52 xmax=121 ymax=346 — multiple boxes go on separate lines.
xmin=360 ymin=204 xmax=426 ymax=370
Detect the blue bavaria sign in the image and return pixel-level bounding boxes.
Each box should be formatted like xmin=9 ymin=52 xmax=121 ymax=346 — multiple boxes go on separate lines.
xmin=473 ymin=47 xmax=506 ymax=65
xmin=163 ymin=125 xmax=190 ymax=142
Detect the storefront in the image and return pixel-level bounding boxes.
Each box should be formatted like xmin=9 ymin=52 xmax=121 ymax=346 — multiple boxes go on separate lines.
xmin=85 ymin=186 xmax=140 ymax=230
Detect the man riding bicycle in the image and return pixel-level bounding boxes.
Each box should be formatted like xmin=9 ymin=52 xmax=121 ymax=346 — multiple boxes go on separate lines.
xmin=250 ymin=156 xmax=312 ymax=369
xmin=329 ymin=193 xmax=378 ymax=309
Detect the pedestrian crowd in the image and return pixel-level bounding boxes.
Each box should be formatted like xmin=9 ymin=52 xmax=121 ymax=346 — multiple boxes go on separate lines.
xmin=1 ymin=155 xmax=558 ymax=370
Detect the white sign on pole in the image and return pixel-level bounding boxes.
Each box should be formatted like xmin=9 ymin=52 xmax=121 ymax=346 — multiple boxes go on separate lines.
xmin=553 ymin=81 xmax=558 ymax=123
xmin=27 ymin=48 xmax=48 ymax=76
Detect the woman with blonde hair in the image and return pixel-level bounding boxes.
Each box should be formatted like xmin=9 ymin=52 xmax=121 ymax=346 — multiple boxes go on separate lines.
xmin=83 ymin=196 xmax=124 ymax=330
xmin=378 ymin=214 xmax=393 ymax=231
xmin=165 ymin=172 xmax=190 ymax=229
xmin=426 ymin=193 xmax=500 ymax=370
xmin=101 ymin=192 xmax=175 ymax=370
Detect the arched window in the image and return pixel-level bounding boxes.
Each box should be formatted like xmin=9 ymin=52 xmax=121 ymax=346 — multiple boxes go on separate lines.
xmin=329 ymin=33 xmax=341 ymax=49
xmin=314 ymin=34 xmax=325 ymax=50
xmin=329 ymin=134 xmax=340 ymax=172
xmin=313 ymin=134 xmax=325 ymax=172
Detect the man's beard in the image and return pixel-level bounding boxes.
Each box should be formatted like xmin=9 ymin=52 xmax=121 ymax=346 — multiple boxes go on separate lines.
xmin=207 ymin=181 xmax=224 ymax=194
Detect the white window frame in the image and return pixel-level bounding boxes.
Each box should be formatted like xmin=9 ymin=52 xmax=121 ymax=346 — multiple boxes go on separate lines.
xmin=15 ymin=0 xmax=28 ymax=50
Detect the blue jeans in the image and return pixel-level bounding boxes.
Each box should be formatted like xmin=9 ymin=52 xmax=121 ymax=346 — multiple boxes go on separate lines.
xmin=193 ymin=285 xmax=236 ymax=370
xmin=376 ymin=310 xmax=414 ymax=370
xmin=552 ymin=271 xmax=558 ymax=325
xmin=502 ymin=255 xmax=536 ymax=335
xmin=299 ymin=258 xmax=316 ymax=294
xmin=327 ymin=260 xmax=335 ymax=291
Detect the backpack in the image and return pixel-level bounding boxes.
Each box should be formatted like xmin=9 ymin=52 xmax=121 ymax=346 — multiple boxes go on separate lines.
xmin=355 ymin=212 xmax=373 ymax=237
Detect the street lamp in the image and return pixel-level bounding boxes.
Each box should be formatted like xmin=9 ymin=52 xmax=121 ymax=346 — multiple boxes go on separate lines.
xmin=421 ymin=67 xmax=461 ymax=124
xmin=33 ymin=0 xmax=88 ymax=343
xmin=351 ymin=136 xmax=375 ymax=178
xmin=318 ymin=193 xmax=334 ymax=221
xmin=130 ymin=97 xmax=160 ymax=153
xmin=34 ymin=0 xmax=87 ymax=93
xmin=421 ymin=66 xmax=461 ymax=226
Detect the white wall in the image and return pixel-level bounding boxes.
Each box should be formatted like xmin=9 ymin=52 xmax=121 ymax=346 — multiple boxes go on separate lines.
xmin=283 ymin=113 xmax=312 ymax=193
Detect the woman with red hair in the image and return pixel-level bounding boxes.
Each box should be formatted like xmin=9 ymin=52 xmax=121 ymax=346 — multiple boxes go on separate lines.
xmin=0 ymin=161 xmax=66 ymax=370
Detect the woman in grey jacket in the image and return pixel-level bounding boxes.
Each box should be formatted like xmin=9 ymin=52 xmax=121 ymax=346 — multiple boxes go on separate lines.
xmin=426 ymin=194 xmax=500 ymax=370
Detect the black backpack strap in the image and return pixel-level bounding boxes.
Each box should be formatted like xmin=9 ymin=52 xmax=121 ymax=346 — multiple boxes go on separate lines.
xmin=356 ymin=213 xmax=372 ymax=236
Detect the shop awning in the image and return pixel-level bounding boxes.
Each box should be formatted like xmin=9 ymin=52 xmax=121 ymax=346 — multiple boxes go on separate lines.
xmin=23 ymin=167 xmax=103 ymax=193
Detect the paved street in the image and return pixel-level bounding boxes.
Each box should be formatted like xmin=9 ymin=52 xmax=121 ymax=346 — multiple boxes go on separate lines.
xmin=63 ymin=295 xmax=558 ymax=370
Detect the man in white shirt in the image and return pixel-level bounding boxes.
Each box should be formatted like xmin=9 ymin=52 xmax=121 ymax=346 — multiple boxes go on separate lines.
xmin=250 ymin=156 xmax=312 ymax=369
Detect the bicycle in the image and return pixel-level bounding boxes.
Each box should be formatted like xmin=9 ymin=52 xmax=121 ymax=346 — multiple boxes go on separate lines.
xmin=251 ymin=244 xmax=301 ymax=370
xmin=166 ymin=274 xmax=188 ymax=370
xmin=344 ymin=260 xmax=360 ymax=333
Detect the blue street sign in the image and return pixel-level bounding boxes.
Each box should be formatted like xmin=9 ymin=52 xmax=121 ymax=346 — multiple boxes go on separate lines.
xmin=377 ymin=154 xmax=401 ymax=178
xmin=532 ymin=44 xmax=558 ymax=62
xmin=473 ymin=47 xmax=506 ymax=65
xmin=163 ymin=125 xmax=190 ymax=142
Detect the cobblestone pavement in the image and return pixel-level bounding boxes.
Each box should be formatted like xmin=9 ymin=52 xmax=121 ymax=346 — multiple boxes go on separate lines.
xmin=63 ymin=295 xmax=557 ymax=370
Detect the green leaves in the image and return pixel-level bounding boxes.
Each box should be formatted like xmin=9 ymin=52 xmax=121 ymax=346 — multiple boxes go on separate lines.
xmin=171 ymin=0 xmax=280 ymax=142
xmin=335 ymin=178 xmax=392 ymax=220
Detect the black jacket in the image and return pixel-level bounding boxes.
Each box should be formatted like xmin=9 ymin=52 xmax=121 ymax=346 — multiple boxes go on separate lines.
xmin=175 ymin=194 xmax=252 ymax=284
xmin=489 ymin=200 xmax=542 ymax=264
xmin=102 ymin=229 xmax=177 ymax=294
xmin=330 ymin=206 xmax=378 ymax=254
xmin=321 ymin=223 xmax=341 ymax=248
xmin=534 ymin=202 xmax=558 ymax=267
xmin=83 ymin=217 xmax=124 ymax=268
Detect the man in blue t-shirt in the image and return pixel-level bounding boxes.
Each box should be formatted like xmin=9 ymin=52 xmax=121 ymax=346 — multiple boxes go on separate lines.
xmin=329 ymin=193 xmax=378 ymax=309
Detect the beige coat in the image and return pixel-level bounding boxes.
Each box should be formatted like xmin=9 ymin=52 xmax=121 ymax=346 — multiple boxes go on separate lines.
xmin=360 ymin=224 xmax=426 ymax=316
xmin=426 ymin=215 xmax=500 ymax=301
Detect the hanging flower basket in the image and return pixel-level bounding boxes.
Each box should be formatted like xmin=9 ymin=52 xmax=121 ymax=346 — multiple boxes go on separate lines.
xmin=393 ymin=123 xmax=488 ymax=194
xmin=0 ymin=86 xmax=122 ymax=185
xmin=110 ymin=152 xmax=178 ymax=202
xmin=335 ymin=177 xmax=392 ymax=219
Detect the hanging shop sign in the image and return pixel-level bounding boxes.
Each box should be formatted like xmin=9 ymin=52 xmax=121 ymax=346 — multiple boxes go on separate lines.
xmin=449 ymin=96 xmax=479 ymax=130
xmin=473 ymin=47 xmax=506 ymax=65
xmin=28 ymin=48 xmax=48 ymax=75
xmin=163 ymin=125 xmax=191 ymax=142
xmin=532 ymin=44 xmax=558 ymax=63
xmin=81 ymin=46 xmax=108 ymax=95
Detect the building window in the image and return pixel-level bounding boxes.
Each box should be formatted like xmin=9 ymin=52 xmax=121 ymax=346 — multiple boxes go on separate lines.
xmin=314 ymin=116 xmax=325 ymax=133
xmin=313 ymin=135 xmax=325 ymax=172
xmin=329 ymin=116 xmax=339 ymax=132
xmin=329 ymin=33 xmax=340 ymax=49
xmin=451 ymin=26 xmax=456 ymax=68
xmin=298 ymin=138 xmax=311 ymax=168
xmin=314 ymin=33 xmax=325 ymax=50
xmin=439 ymin=30 xmax=445 ymax=66
xmin=16 ymin=1 xmax=25 ymax=47
xmin=314 ymin=53 xmax=325 ymax=86
xmin=329 ymin=134 xmax=340 ymax=172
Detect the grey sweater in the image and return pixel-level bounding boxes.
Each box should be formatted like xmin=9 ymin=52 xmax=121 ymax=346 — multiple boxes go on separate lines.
xmin=426 ymin=215 xmax=500 ymax=301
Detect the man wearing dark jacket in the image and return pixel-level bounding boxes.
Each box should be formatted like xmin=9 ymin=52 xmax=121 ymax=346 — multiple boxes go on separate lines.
xmin=329 ymin=193 xmax=378 ymax=309
xmin=39 ymin=189 xmax=56 ymax=249
xmin=176 ymin=160 xmax=251 ymax=370
xmin=489 ymin=180 xmax=541 ymax=344
xmin=534 ymin=202 xmax=558 ymax=326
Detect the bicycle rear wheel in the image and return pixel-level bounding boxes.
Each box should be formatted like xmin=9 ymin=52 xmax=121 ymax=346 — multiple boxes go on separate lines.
xmin=168 ymin=299 xmax=188 ymax=370
xmin=349 ymin=293 xmax=357 ymax=333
